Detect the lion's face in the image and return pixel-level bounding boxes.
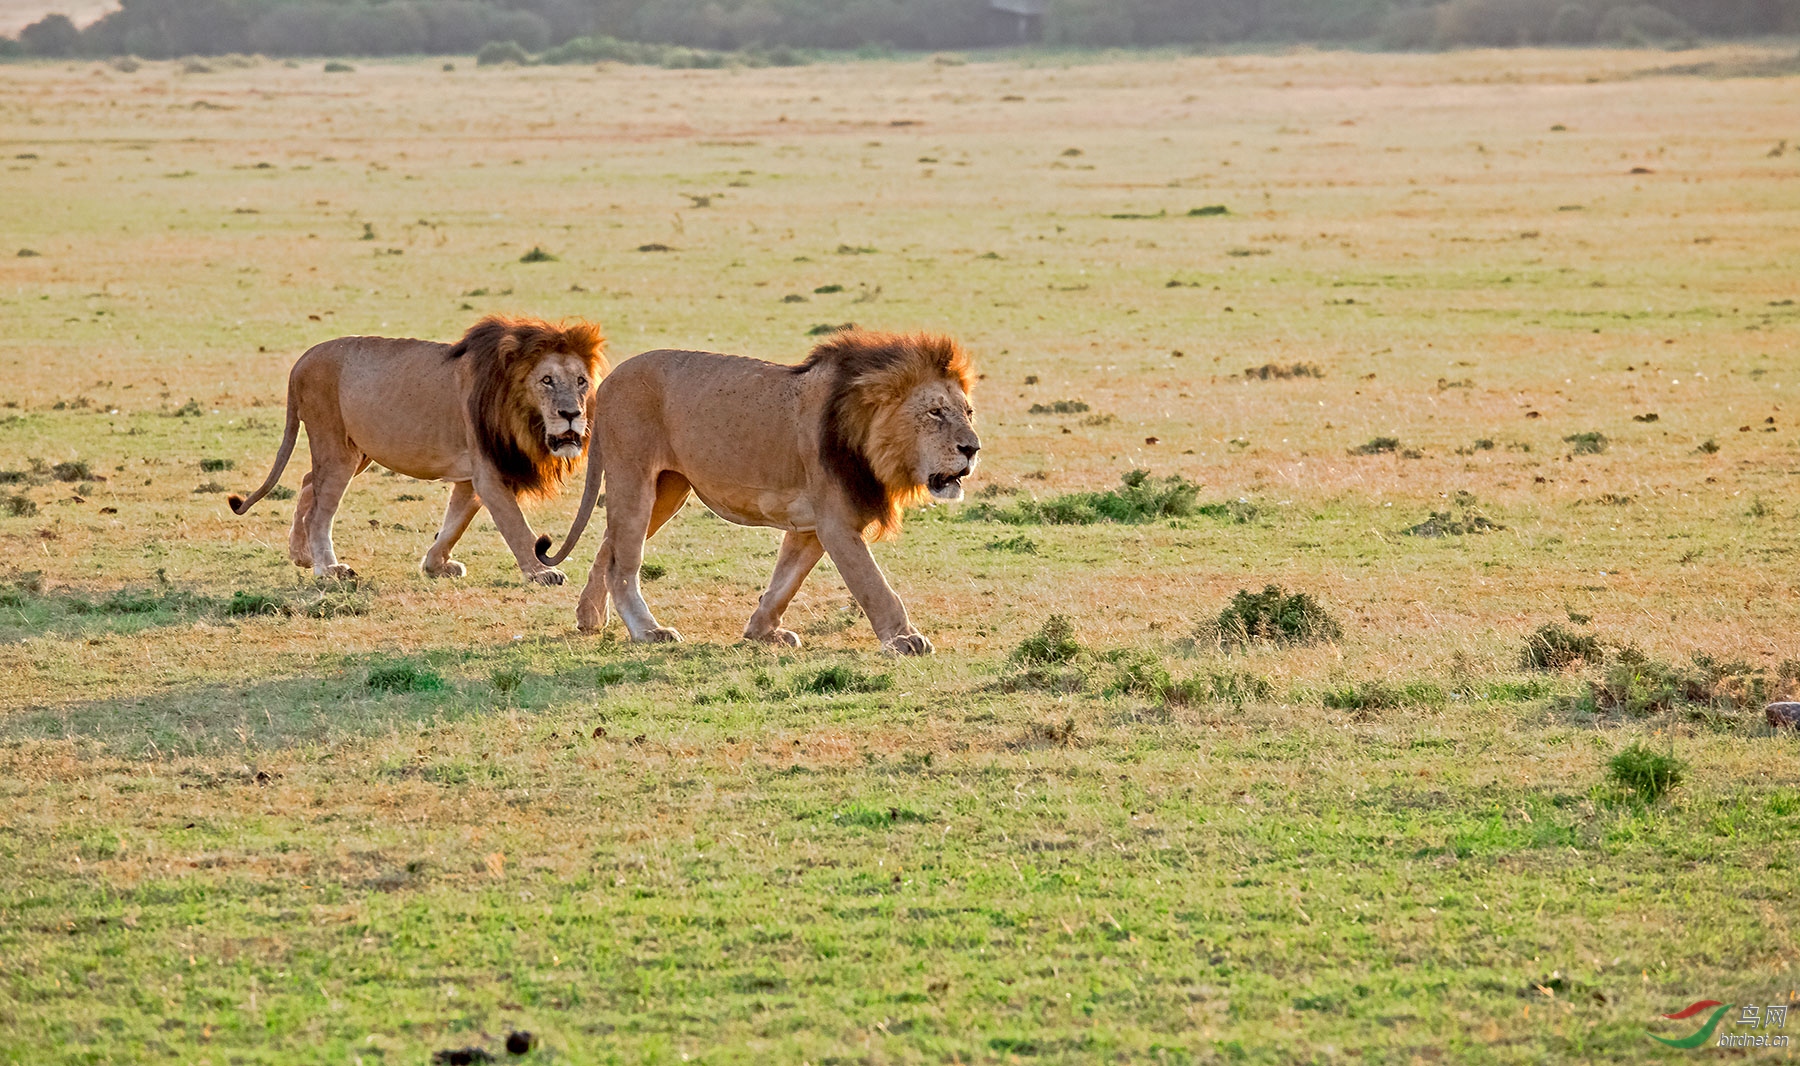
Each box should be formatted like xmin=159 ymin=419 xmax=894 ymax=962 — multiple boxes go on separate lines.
xmin=908 ymin=379 xmax=980 ymax=501
xmin=531 ymin=352 xmax=594 ymax=459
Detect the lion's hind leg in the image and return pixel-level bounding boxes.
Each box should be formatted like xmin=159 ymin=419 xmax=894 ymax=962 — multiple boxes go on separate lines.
xmin=421 ymin=481 xmax=481 ymax=578
xmin=598 ymin=470 xmax=686 ymax=643
xmin=303 ymin=450 xmax=368 ymax=580
xmin=575 ymin=532 xmax=613 ymax=633
xmin=288 ymin=471 xmax=315 ymax=569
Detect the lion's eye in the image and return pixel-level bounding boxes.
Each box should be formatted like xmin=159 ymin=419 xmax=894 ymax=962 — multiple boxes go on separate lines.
xmin=577 ymin=378 xmax=588 ymax=389
xmin=929 ymin=408 xmax=947 ymax=421
xmin=540 ymin=376 xmax=554 ymax=387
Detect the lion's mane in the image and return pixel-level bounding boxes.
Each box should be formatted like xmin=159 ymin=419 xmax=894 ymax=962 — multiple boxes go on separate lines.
xmin=796 ymin=329 xmax=975 ymax=539
xmin=448 ymin=315 xmax=607 ymax=501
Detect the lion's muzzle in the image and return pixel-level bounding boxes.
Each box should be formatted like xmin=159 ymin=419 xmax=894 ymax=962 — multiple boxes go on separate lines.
xmin=547 ymin=429 xmax=585 ymax=457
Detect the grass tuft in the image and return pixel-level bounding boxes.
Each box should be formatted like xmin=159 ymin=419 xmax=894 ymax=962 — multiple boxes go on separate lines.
xmin=518 ymin=246 xmax=558 ymax=263
xmin=793 ymin=664 xmax=892 ymax=695
xmin=50 ymin=460 xmax=92 ymax=481
xmin=1349 ymin=436 xmax=1400 ymax=456
xmin=1026 ymin=399 xmax=1090 ymax=414
xmin=1607 ymin=743 xmax=1685 ymax=801
xmin=1013 ymin=614 xmax=1081 ymax=665
xmin=366 ymin=659 xmax=448 ymax=693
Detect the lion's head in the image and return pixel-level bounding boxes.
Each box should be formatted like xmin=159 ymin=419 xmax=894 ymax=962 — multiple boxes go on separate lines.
xmin=448 ymin=315 xmax=607 ymax=499
xmin=805 ymin=329 xmax=979 ymax=538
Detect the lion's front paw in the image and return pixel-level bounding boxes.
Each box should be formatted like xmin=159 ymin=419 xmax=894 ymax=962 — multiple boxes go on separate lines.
xmin=883 ymin=632 xmax=933 ymax=656
xmin=637 ymin=626 xmax=682 ymax=644
xmin=527 ymin=567 xmax=567 ymax=586
xmin=319 ymin=563 xmax=357 ymax=581
xmin=422 ymin=559 xmax=466 ymax=579
xmin=746 ymin=627 xmax=802 ymax=648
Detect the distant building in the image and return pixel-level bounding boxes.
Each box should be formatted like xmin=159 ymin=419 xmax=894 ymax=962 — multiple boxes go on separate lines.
xmin=989 ymin=0 xmax=1046 ymax=43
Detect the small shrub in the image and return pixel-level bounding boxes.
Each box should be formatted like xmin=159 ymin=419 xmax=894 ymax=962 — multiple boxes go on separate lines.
xmin=519 ymin=246 xmax=557 ymax=263
xmin=985 ymin=535 xmax=1038 ymax=554
xmin=1404 ymin=493 xmax=1503 ymax=537
xmin=1563 ymin=431 xmax=1607 ymax=455
xmin=323 ymin=61 xmax=354 ymax=73
xmin=367 ymin=659 xmax=447 ymax=693
xmin=1105 ymin=652 xmax=1172 ymax=701
xmin=199 ymin=458 xmax=234 ymax=473
xmin=476 ymin=41 xmax=531 ymax=66
xmin=1349 ymin=436 xmax=1400 ymax=456
xmin=193 ymin=481 xmax=227 ymax=494
xmin=3 ymin=494 xmax=36 ymax=517
xmin=832 ymin=803 xmax=924 ymax=828
xmin=301 ymin=589 xmax=369 ymax=618
xmin=1697 ymin=438 xmax=1720 ymax=454
xmin=1014 ymin=717 xmax=1078 ymax=749
xmin=794 ymin=664 xmax=892 ymax=695
xmin=490 ymin=667 xmax=524 ymax=696
xmin=267 ymin=485 xmax=296 ymax=501
xmin=1585 ymin=649 xmax=1771 ymax=716
xmin=1212 ymin=585 xmax=1341 ymax=647
xmin=1165 ymin=670 xmax=1275 ymax=706
xmin=965 ymin=470 xmax=1200 ymax=525
xmin=1027 ymin=399 xmax=1090 ymax=415
xmin=1244 ymin=362 xmax=1324 ymax=380
xmin=172 ymin=399 xmax=204 ymax=417
xmin=1522 ymin=623 xmax=1602 ymax=670
xmin=1607 ymin=743 xmax=1685 ymax=801
xmin=1189 ymin=204 xmax=1229 ymax=216
xmin=50 ymin=460 xmax=92 ymax=482
xmin=1013 ymin=614 xmax=1081 ymax=665
xmin=806 ymin=322 xmax=856 ymax=336
xmin=224 ymin=590 xmax=287 ymax=616
xmin=639 ymin=561 xmax=667 ymax=581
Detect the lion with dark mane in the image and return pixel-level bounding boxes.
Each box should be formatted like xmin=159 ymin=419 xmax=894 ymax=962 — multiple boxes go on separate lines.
xmin=230 ymin=315 xmax=605 ymax=583
xmin=537 ymin=329 xmax=980 ymax=654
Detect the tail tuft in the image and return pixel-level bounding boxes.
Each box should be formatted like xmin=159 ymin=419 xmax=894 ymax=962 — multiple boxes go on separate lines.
xmin=228 ymin=494 xmax=247 ymax=514
xmin=535 ymin=534 xmax=553 ymax=566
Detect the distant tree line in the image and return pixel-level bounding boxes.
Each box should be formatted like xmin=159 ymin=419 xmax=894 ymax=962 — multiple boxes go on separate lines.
xmin=2 ymin=0 xmax=1795 ymax=59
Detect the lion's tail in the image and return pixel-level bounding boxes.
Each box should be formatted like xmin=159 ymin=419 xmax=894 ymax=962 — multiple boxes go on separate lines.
xmin=536 ymin=432 xmax=603 ymax=567
xmin=228 ymin=390 xmax=301 ymax=516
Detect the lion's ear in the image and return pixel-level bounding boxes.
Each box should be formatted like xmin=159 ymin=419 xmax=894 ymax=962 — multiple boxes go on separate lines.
xmin=495 ymin=331 xmax=523 ymax=361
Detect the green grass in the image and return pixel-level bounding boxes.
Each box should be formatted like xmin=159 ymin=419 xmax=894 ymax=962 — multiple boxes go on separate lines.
xmin=2 ymin=47 xmax=1799 ymax=1065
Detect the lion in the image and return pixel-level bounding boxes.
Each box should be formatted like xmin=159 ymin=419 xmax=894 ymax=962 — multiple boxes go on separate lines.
xmin=535 ymin=329 xmax=979 ymax=654
xmin=228 ymin=315 xmax=606 ymax=584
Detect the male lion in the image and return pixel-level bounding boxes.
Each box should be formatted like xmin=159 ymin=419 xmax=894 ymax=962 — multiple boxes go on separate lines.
xmin=229 ymin=315 xmax=605 ymax=584
xmin=536 ymin=329 xmax=979 ymax=654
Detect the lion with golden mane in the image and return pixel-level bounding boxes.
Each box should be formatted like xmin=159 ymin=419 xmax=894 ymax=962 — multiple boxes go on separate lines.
xmin=536 ymin=329 xmax=980 ymax=654
xmin=229 ymin=315 xmax=606 ymax=584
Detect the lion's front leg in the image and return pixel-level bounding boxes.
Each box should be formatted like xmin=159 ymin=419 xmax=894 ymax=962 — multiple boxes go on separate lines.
xmin=743 ymin=530 xmax=825 ymax=647
xmin=420 ymin=480 xmax=481 ymax=578
xmin=470 ymin=466 xmax=565 ymax=585
xmin=816 ymin=524 xmax=931 ymax=655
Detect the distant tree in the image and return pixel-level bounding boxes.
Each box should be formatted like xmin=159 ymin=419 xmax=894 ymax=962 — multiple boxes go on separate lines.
xmin=21 ymin=14 xmax=82 ymax=56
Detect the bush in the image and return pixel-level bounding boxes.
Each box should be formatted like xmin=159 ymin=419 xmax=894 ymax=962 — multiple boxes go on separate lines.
xmin=1584 ymin=649 xmax=1771 ymax=716
xmin=793 ymin=664 xmax=892 ymax=695
xmin=1608 ymin=743 xmax=1685 ymax=801
xmin=1244 ymin=362 xmax=1324 ymax=380
xmin=50 ymin=460 xmax=92 ymax=482
xmin=477 ymin=39 xmax=532 ymax=66
xmin=1212 ymin=585 xmax=1341 ymax=647
xmin=1563 ymin=431 xmax=1607 ymax=455
xmin=965 ymin=470 xmax=1200 ymax=525
xmin=1598 ymin=4 xmax=1693 ymax=42
xmin=1547 ymin=3 xmax=1596 ymax=41
xmin=224 ymin=590 xmax=287 ymax=616
xmin=1027 ymin=400 xmax=1089 ymax=415
xmin=4 ymin=494 xmax=37 ymax=517
xmin=367 ymin=659 xmax=447 ymax=693
xmin=1349 ymin=436 xmax=1400 ymax=456
xmin=1522 ymin=623 xmax=1602 ymax=670
xmin=1014 ymin=614 xmax=1081 ymax=665
xmin=20 ymin=14 xmax=80 ymax=57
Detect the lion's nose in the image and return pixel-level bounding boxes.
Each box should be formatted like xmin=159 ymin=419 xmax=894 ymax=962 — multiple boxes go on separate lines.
xmin=958 ymin=442 xmax=980 ymax=461
xmin=558 ymin=409 xmax=582 ymax=423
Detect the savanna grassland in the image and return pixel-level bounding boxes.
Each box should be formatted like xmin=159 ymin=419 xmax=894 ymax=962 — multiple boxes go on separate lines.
xmin=2 ymin=44 xmax=1800 ymax=1064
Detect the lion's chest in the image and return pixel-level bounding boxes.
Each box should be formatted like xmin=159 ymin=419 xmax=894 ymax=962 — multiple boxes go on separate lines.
xmin=692 ymin=484 xmax=815 ymax=532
